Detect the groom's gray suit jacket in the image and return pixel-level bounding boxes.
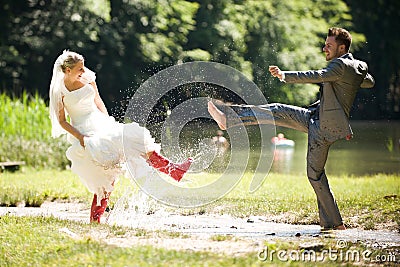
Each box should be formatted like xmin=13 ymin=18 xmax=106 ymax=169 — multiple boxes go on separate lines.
xmin=283 ymin=53 xmax=375 ymax=141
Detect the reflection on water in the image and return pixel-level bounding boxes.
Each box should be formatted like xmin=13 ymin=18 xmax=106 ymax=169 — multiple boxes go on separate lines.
xmin=270 ymin=121 xmax=400 ymax=176
xmin=177 ymin=120 xmax=400 ymax=177
xmin=271 ymin=147 xmax=295 ymax=174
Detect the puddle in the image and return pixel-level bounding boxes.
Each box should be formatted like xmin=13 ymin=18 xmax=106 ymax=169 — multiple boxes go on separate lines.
xmin=1 ymin=201 xmax=399 ymax=246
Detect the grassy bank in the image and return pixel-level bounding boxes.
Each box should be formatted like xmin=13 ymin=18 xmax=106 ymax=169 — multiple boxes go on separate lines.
xmin=0 ymin=92 xmax=70 ymax=169
xmin=0 ymin=169 xmax=399 ymax=266
xmin=0 ymin=92 xmax=51 ymax=140
xmin=4 ymin=215 xmax=376 ymax=267
xmin=0 ymin=216 xmax=264 ymax=267
xmin=1 ymin=168 xmax=399 ymax=231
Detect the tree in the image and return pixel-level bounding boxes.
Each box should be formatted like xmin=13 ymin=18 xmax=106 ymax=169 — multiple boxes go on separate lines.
xmin=104 ymin=0 xmax=199 ymax=118
xmin=185 ymin=0 xmax=358 ymax=106
xmin=0 ymin=0 xmax=103 ymax=95
xmin=1 ymin=0 xmax=395 ymax=120
xmin=345 ymin=0 xmax=400 ymax=119
xmin=243 ymin=0 xmax=356 ymax=106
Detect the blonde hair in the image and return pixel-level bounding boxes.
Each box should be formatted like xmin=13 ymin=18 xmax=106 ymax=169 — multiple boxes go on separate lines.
xmin=60 ymin=51 xmax=84 ymax=73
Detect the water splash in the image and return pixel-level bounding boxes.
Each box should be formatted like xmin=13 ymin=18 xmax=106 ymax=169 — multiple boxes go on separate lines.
xmin=106 ymin=183 xmax=165 ymax=229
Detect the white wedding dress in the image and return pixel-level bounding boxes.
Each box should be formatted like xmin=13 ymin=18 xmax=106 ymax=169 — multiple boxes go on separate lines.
xmin=61 ymin=83 xmax=160 ymax=204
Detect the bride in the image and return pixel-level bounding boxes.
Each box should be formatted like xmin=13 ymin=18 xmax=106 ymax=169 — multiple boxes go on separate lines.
xmin=49 ymin=50 xmax=192 ymax=223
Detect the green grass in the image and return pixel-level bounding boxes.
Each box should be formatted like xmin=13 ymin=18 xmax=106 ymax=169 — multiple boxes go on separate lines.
xmin=0 ymin=92 xmax=70 ymax=169
xmin=0 ymin=168 xmax=136 ymax=208
xmin=0 ymin=169 xmax=399 ymax=266
xmin=0 ymin=215 xmax=396 ymax=266
xmin=0 ymin=215 xmax=267 ymax=267
xmin=0 ymin=135 xmax=70 ymax=169
xmin=0 ymin=92 xmax=51 ymax=141
xmin=0 ymin=169 xmax=89 ymax=207
xmin=183 ymin=172 xmax=400 ymax=231
xmin=1 ymin=169 xmax=399 ymax=230
xmin=0 ymin=92 xmax=69 ymax=169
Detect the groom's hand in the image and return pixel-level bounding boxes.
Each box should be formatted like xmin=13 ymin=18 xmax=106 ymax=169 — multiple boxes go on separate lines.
xmin=269 ymin=65 xmax=283 ymax=80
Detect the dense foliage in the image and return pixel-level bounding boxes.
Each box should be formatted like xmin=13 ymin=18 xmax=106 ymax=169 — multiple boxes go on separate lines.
xmin=345 ymin=0 xmax=400 ymax=119
xmin=0 ymin=93 xmax=69 ymax=169
xmin=2 ymin=0 xmax=397 ymax=120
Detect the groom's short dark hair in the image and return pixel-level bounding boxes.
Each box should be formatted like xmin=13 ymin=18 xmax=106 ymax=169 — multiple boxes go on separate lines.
xmin=328 ymin=27 xmax=352 ymax=52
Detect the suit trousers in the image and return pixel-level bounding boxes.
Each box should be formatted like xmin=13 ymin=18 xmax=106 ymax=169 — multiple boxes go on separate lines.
xmin=226 ymin=103 xmax=343 ymax=228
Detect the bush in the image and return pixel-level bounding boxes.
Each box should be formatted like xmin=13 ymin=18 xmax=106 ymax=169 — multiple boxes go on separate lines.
xmin=0 ymin=134 xmax=70 ymax=169
xmin=0 ymin=92 xmax=70 ymax=169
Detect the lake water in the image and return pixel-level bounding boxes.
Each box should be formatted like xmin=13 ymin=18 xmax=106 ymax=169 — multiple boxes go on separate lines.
xmin=173 ymin=120 xmax=400 ymax=177
xmin=265 ymin=121 xmax=400 ymax=176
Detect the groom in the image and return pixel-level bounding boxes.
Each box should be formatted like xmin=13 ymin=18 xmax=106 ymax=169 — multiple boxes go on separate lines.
xmin=208 ymin=27 xmax=375 ymax=230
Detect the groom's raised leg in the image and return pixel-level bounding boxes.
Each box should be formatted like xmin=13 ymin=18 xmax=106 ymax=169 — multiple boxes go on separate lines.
xmin=207 ymin=101 xmax=227 ymax=130
xmin=208 ymin=100 xmax=259 ymax=129
xmin=208 ymin=101 xmax=309 ymax=132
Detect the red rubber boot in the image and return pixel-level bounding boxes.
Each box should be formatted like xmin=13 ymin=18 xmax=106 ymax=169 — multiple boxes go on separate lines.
xmin=147 ymin=152 xmax=193 ymax=182
xmin=90 ymin=194 xmax=109 ymax=223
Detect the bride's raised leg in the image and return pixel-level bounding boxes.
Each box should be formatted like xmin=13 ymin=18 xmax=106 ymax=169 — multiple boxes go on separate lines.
xmin=146 ymin=151 xmax=193 ymax=182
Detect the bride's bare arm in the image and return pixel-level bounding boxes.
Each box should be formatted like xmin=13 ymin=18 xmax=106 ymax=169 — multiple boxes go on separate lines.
xmin=91 ymin=82 xmax=109 ymax=115
xmin=57 ymin=99 xmax=85 ymax=147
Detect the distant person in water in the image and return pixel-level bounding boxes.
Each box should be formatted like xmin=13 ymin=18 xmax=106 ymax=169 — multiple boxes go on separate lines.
xmin=212 ymin=130 xmax=230 ymax=153
xmin=208 ymin=27 xmax=375 ymax=230
xmin=49 ymin=50 xmax=193 ymax=223
xmin=271 ymin=133 xmax=295 ymax=147
xmin=271 ymin=133 xmax=287 ymax=143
